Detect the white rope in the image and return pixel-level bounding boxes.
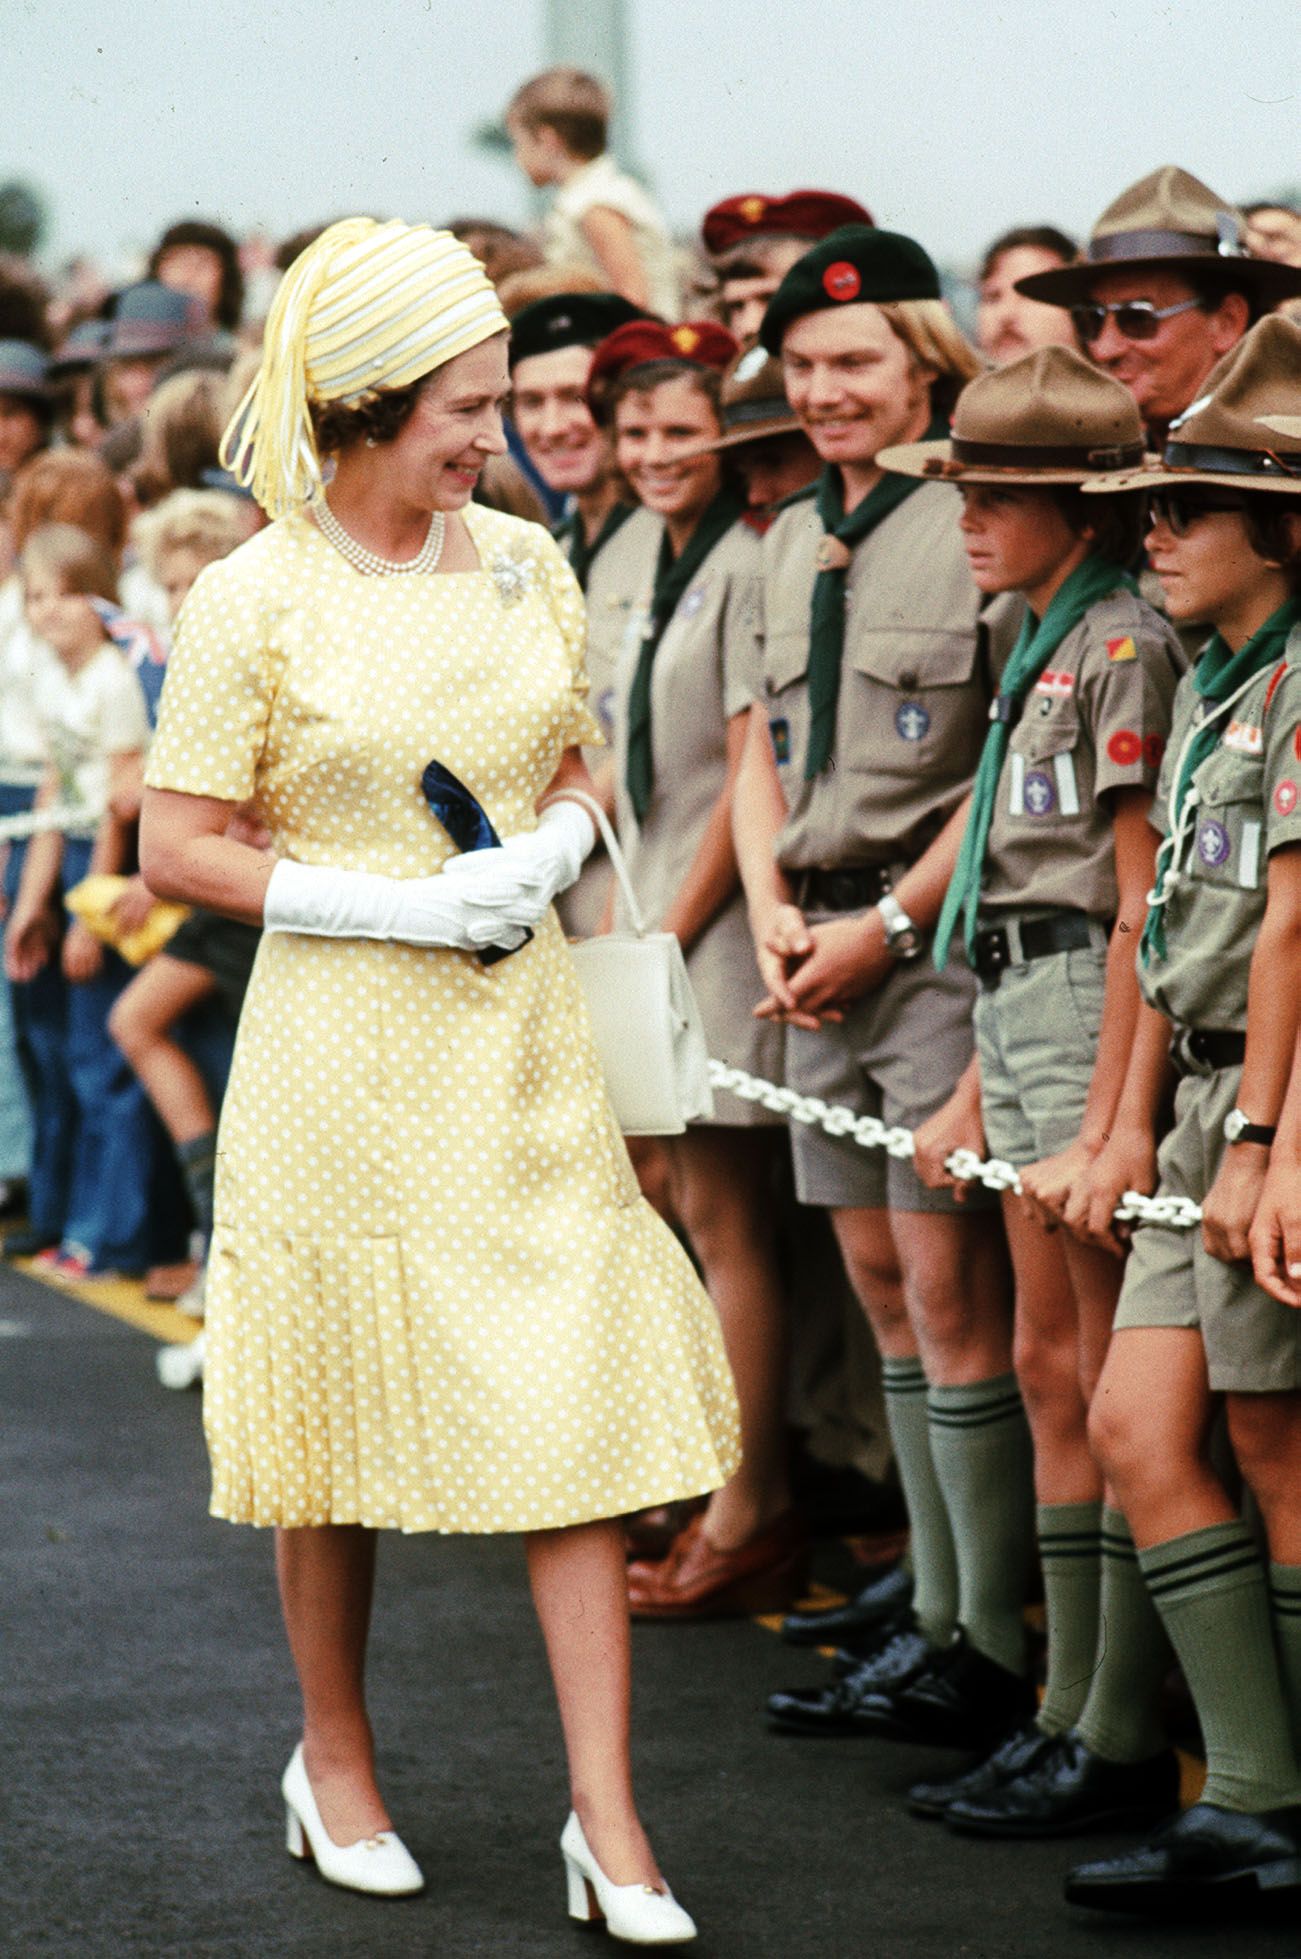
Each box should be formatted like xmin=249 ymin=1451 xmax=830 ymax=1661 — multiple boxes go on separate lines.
xmin=707 ymin=1059 xmax=1203 ymax=1230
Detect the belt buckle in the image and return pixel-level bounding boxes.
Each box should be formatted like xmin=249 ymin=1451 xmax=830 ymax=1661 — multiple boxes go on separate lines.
xmin=975 ymin=925 xmax=1010 ymax=984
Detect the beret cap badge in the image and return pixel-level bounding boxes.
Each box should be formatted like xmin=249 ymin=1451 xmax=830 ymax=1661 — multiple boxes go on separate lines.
xmin=822 ymin=261 xmax=862 ymax=303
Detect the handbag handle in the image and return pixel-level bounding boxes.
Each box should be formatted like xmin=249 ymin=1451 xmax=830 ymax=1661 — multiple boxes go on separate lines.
xmin=540 ymin=788 xmax=649 ymax=938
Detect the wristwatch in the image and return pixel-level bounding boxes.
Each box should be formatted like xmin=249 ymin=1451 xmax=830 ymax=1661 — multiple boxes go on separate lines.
xmin=1223 ymin=1108 xmax=1277 ymax=1147
xmin=876 ymin=892 xmax=924 ymax=962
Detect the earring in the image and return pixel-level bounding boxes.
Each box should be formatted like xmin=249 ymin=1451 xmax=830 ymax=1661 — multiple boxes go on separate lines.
xmin=365 ymin=435 xmax=378 ymax=448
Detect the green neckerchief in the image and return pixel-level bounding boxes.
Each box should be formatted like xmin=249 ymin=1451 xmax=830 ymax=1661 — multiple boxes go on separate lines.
xmin=1141 ymin=595 xmax=1301 ymax=966
xmin=804 ymin=418 xmax=944 ymax=780
xmin=933 ymin=555 xmax=1137 ymax=969
xmin=554 ymin=499 xmax=634 ymax=592
xmin=625 ymin=485 xmax=747 ymax=821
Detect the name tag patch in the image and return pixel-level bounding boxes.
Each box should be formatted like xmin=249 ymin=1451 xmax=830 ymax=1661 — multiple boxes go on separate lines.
xmin=895 ymin=700 xmax=930 ymax=742
xmin=1034 ymin=670 xmax=1075 ymax=698
xmin=769 ymin=716 xmax=791 ymax=763
xmin=1224 ymin=720 xmax=1263 ymax=755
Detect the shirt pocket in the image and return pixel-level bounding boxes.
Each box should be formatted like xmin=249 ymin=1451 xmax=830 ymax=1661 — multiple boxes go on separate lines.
xmin=1007 ymin=698 xmax=1083 ymax=820
xmin=762 ymin=630 xmax=811 ymax=776
xmin=1189 ymin=751 xmax=1264 ymax=890
xmin=841 ymin=627 xmax=981 ymax=773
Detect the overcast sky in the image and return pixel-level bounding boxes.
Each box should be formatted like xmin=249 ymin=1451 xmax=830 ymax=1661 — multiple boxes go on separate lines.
xmin=6 ymin=0 xmax=1299 ymax=278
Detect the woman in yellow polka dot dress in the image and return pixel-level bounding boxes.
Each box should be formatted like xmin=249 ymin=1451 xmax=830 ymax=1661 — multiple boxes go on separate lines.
xmin=140 ymin=219 xmax=738 ymax=1943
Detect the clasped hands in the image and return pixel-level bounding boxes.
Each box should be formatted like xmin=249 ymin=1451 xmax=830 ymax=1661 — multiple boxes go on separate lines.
xmin=753 ymin=902 xmax=892 ymax=1030
xmin=263 ymin=800 xmax=595 ymax=953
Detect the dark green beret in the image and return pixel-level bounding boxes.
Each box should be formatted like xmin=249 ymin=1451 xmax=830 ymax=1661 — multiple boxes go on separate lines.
xmin=509 ymin=293 xmax=653 ymax=371
xmin=759 ymin=226 xmax=941 ymax=354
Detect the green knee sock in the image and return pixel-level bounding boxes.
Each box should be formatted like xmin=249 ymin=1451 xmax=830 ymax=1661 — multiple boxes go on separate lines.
xmin=1269 ymin=1562 xmax=1301 ymax=1762
xmin=177 ymin=1130 xmax=217 ymax=1244
xmin=1075 ymin=1507 xmax=1172 ymax=1763
xmin=1035 ymin=1501 xmax=1103 ymax=1736
xmin=927 ymin=1373 xmax=1035 ymax=1675
xmin=1141 ymin=1523 xmax=1301 ymax=1811
xmin=881 ymin=1356 xmax=957 ymax=1646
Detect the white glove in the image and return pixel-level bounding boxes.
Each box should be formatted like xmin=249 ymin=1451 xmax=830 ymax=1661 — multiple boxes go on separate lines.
xmin=437 ymin=799 xmax=597 ymax=929
xmin=263 ymin=859 xmax=528 ymax=952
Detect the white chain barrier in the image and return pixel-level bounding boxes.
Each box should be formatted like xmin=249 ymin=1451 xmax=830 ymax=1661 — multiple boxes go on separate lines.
xmin=0 ymin=802 xmax=101 ymax=843
xmin=707 ymin=1059 xmax=1203 ymax=1230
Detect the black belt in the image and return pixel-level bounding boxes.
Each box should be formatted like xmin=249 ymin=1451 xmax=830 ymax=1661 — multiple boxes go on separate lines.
xmin=972 ymin=911 xmax=1101 ymax=987
xmin=795 ymin=865 xmax=895 ymax=913
xmin=1178 ymin=1028 xmax=1246 ymax=1073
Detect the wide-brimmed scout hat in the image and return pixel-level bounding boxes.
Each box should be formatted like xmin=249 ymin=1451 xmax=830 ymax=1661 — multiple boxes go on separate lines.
xmin=759 ymin=226 xmax=940 ymax=355
xmin=0 ymin=338 xmax=52 ymax=402
xmin=699 ymin=344 xmax=802 ymax=452
xmin=103 ymin=282 xmax=203 ymax=359
xmin=876 ymin=344 xmax=1145 ymax=485
xmin=702 ymin=190 xmax=873 ymax=259
xmin=1081 ymin=314 xmax=1301 ymax=496
xmin=1014 ymin=167 xmax=1301 ymax=308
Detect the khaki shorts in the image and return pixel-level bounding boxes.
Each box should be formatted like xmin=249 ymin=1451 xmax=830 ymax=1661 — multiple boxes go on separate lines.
xmin=785 ymin=934 xmax=990 ymax=1214
xmin=1113 ymin=1061 xmax=1301 ymax=1393
xmin=974 ymin=942 xmax=1106 ymax=1167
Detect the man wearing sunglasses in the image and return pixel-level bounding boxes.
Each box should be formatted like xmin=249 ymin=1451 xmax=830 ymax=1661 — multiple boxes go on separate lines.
xmin=1015 ymin=167 xmax=1301 ymax=449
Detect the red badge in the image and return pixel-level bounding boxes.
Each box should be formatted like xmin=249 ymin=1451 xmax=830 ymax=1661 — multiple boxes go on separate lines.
xmin=1143 ymin=733 xmax=1166 ymax=769
xmin=1275 ymin=779 xmax=1299 ymax=817
xmin=1107 ymin=730 xmax=1142 ymax=766
xmin=822 ymin=260 xmax=862 ymax=303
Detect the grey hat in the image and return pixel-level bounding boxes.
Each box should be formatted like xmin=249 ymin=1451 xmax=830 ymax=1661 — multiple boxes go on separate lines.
xmin=0 ymin=338 xmax=52 ymax=401
xmin=104 ymin=282 xmax=201 ymax=359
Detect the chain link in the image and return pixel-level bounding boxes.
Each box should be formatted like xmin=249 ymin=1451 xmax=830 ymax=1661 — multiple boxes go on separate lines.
xmin=707 ymin=1059 xmax=1202 ymax=1230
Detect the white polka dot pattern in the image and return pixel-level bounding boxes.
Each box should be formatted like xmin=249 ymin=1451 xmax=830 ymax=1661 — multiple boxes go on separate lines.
xmin=145 ymin=503 xmax=741 ymax=1531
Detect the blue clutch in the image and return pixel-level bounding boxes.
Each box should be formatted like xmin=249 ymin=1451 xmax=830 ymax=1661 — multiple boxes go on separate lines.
xmin=420 ymin=759 xmax=531 ymax=966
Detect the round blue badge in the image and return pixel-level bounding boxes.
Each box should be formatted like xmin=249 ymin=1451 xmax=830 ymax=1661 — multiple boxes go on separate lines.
xmin=1023 ymin=769 xmax=1056 ymax=816
xmin=895 ymin=700 xmax=930 ymax=742
xmin=1197 ymin=817 xmax=1231 ymax=869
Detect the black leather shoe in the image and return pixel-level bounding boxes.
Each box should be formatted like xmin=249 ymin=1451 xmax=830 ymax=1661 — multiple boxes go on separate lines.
xmin=1065 ymin=1801 xmax=1301 ymax=1913
xmin=946 ymin=1730 xmax=1181 ymax=1838
xmin=766 ymin=1620 xmax=933 ymax=1735
xmin=851 ymin=1631 xmax=1036 ymax=1748
xmin=907 ymin=1719 xmax=1054 ymax=1819
xmin=780 ymin=1560 xmax=912 ymax=1647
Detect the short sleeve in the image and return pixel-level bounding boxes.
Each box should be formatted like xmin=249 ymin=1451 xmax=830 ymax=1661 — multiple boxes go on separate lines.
xmin=1079 ymin=608 xmax=1180 ymax=798
xmin=1263 ymin=661 xmax=1301 ymax=856
xmin=722 ymin=570 xmax=765 ymax=719
xmin=538 ymin=534 xmax=604 ymax=752
xmin=98 ymin=654 xmax=152 ymax=754
xmin=144 ymin=557 xmax=273 ymax=802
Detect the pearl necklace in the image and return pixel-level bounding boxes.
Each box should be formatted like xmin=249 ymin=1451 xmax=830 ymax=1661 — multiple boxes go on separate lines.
xmin=312 ymin=497 xmax=446 ymax=576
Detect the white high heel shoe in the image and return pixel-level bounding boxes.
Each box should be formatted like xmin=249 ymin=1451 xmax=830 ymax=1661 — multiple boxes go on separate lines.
xmin=560 ymin=1812 xmax=697 ymax=1945
xmin=281 ymin=1744 xmax=424 ymax=1897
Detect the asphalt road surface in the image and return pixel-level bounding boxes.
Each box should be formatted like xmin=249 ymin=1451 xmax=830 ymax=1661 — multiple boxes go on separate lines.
xmin=3 ymin=1268 xmax=1299 ymax=1958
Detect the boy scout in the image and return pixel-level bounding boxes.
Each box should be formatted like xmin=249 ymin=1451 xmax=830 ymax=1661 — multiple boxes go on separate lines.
xmin=1064 ymin=317 xmax=1301 ymax=1912
xmin=700 ymin=190 xmax=874 ymax=345
xmin=879 ymin=346 xmax=1183 ymax=1836
xmin=735 ymin=227 xmax=1031 ymax=1749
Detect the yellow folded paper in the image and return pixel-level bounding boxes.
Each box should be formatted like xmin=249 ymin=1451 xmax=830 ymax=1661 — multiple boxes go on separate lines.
xmin=65 ymin=874 xmax=190 ymax=967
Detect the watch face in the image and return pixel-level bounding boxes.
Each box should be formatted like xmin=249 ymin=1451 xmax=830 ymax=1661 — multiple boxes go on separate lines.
xmin=1224 ymin=1110 xmax=1245 ymax=1142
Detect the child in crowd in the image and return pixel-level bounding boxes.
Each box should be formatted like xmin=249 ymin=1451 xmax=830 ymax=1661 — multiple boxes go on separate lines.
xmin=4 ymin=522 xmax=155 ymax=1276
xmin=505 ymin=66 xmax=680 ymax=320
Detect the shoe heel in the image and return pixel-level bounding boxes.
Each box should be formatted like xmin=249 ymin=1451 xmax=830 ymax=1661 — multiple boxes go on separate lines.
xmin=286 ymin=1803 xmax=308 ymax=1860
xmin=564 ymin=1855 xmax=602 ymax=1923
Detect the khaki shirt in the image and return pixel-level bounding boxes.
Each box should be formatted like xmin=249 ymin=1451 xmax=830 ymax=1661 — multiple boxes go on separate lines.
xmin=980 ymin=589 xmax=1181 ymax=919
xmin=582 ymin=506 xmax=664 ymax=753
xmin=1140 ymin=625 xmax=1301 ymax=1031
xmin=757 ymin=483 xmax=1019 ymax=870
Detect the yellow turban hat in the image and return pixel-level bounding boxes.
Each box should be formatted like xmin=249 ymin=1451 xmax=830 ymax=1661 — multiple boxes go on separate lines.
xmin=221 ymin=217 xmax=509 ymax=518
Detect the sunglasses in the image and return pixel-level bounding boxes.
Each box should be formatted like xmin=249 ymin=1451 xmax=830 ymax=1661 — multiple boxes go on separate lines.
xmin=1070 ymin=296 xmax=1204 ymax=345
xmin=1147 ymin=489 xmax=1249 ymax=537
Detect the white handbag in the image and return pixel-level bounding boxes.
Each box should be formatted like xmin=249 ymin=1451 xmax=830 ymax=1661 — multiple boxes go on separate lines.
xmin=553 ymin=791 xmax=714 ymax=1136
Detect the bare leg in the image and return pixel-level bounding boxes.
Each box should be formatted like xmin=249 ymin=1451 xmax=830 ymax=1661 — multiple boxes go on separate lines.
xmin=1004 ymin=1196 xmax=1099 ymax=1504
xmin=108 ymin=955 xmax=217 ymax=1143
xmin=890 ymin=1206 xmax=1013 ymax=1386
xmin=667 ymin=1127 xmax=790 ymax=1549
xmin=1227 ymin=1392 xmax=1301 ymax=1563
xmin=275 ymin=1524 xmax=390 ymax=1845
xmin=1088 ymin=1326 xmax=1232 ymax=1547
xmin=830 ymin=1205 xmax=914 ymax=1359
xmin=526 ymin=1517 xmax=662 ymax=1888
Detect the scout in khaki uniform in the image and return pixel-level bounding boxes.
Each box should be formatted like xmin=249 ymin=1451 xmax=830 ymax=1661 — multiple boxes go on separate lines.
xmin=700 ymin=189 xmax=874 ymax=346
xmin=878 ymin=346 xmax=1183 ymax=1835
xmin=1058 ymin=317 xmax=1301 ymax=1914
xmin=734 ymin=226 xmax=1034 ymax=1749
xmin=581 ymin=321 xmax=806 ymax=1618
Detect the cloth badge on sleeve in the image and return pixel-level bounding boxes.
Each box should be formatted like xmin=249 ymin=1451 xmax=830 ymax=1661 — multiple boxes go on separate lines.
xmin=1106 ymin=635 xmax=1138 ymax=663
xmin=1034 ymin=670 xmax=1075 ymax=698
xmin=1224 ymin=720 xmax=1263 ymax=755
xmin=1023 ymin=768 xmax=1056 ymax=816
xmin=1197 ymin=817 xmax=1231 ymax=868
xmin=1106 ymin=729 xmax=1142 ymax=766
xmin=1276 ymin=779 xmax=1299 ymax=817
xmin=678 ymin=584 xmax=708 ymax=619
xmin=895 ymin=701 xmax=930 ymax=742
xmin=1143 ymin=733 xmax=1166 ymax=769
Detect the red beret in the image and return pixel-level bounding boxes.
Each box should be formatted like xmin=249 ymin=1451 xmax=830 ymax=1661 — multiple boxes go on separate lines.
xmin=702 ymin=190 xmax=875 ymax=258
xmin=585 ymin=318 xmax=739 ymax=416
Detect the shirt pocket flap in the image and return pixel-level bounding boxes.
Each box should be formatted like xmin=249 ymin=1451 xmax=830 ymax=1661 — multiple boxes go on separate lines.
xmin=846 ymin=626 xmax=979 ymax=689
xmin=1013 ymin=700 xmax=1081 ymax=763
xmin=1199 ymin=752 xmax=1263 ymax=809
xmin=763 ymin=629 xmax=811 ymax=694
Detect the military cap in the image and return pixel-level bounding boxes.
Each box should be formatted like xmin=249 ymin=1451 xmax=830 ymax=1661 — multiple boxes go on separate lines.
xmin=585 ymin=318 xmax=739 ymax=418
xmin=702 ymin=190 xmax=874 ymax=259
xmin=0 ymin=338 xmax=52 ymax=401
xmin=1015 ymin=166 xmax=1301 ymax=307
xmin=879 ymin=345 xmax=1144 ymax=484
xmin=103 ymin=282 xmax=202 ymax=360
xmin=508 ymin=292 xmax=652 ymax=371
xmin=759 ymin=227 xmax=941 ymax=355
xmin=1083 ymin=315 xmax=1301 ymax=495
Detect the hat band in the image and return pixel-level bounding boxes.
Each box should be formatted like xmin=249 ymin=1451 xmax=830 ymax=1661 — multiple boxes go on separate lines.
xmin=1087 ymin=226 xmax=1235 ymax=264
xmin=950 ymin=436 xmax=1145 ymax=470
xmin=1162 ymin=440 xmax=1301 ymax=479
xmin=723 ymin=397 xmax=795 ymax=429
